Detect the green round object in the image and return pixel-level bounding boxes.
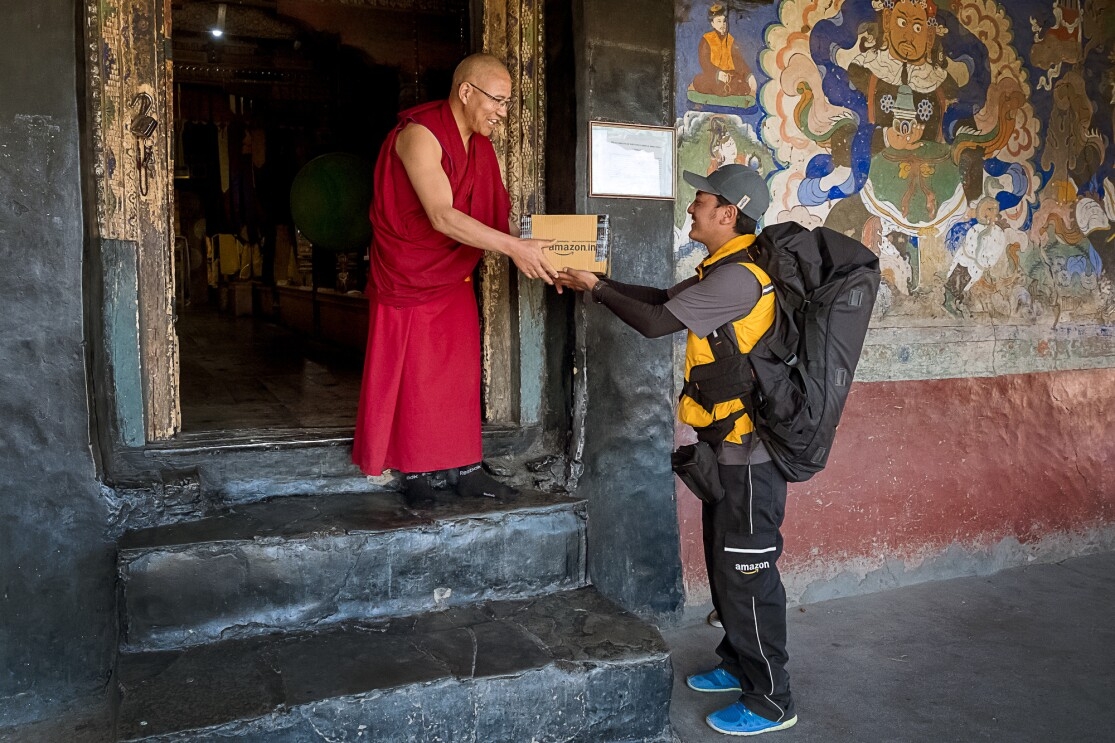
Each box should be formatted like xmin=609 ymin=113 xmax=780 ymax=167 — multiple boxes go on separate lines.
xmin=290 ymin=153 xmax=373 ymax=252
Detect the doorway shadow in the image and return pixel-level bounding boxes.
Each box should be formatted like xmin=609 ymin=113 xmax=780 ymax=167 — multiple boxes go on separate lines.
xmin=178 ymin=305 xmax=363 ymax=432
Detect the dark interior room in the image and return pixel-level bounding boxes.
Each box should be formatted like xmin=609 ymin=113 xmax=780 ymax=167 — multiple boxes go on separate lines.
xmin=170 ymin=0 xmax=468 ymax=433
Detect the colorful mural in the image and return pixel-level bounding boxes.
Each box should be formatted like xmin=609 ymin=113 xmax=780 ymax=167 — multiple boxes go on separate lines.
xmin=675 ymin=0 xmax=1115 ymax=379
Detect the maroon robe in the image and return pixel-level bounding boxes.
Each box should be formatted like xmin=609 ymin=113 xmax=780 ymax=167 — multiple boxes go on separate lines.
xmin=352 ymin=100 xmax=511 ymax=476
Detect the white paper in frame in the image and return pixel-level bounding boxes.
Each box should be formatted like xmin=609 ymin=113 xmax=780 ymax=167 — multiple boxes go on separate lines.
xmin=588 ymin=121 xmax=676 ymax=200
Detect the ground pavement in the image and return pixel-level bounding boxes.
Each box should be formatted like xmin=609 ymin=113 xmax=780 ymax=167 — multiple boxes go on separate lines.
xmin=664 ymin=550 xmax=1115 ymax=742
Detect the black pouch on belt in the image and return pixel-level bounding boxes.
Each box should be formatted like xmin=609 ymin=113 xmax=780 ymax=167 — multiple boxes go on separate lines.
xmin=671 ymin=441 xmax=725 ymax=505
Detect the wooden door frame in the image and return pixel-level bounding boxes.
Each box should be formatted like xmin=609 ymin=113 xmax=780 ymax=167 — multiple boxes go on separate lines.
xmin=84 ymin=0 xmax=178 ymax=443
xmin=84 ymin=0 xmax=547 ymax=447
xmin=478 ymin=0 xmax=547 ymax=427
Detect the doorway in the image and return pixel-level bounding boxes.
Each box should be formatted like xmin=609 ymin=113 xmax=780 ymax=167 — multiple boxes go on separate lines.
xmin=169 ymin=0 xmax=468 ymax=434
xmin=85 ymin=0 xmax=548 ymax=450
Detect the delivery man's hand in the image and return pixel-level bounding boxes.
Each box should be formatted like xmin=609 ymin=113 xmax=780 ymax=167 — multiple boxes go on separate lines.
xmin=553 ymin=268 xmax=599 ymax=295
xmin=507 ymin=238 xmax=559 ymax=284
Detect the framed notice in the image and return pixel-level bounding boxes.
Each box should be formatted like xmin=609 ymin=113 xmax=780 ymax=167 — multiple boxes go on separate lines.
xmin=588 ymin=121 xmax=676 ymax=200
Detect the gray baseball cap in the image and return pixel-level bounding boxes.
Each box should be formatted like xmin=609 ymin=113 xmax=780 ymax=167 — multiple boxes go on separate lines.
xmin=682 ymin=164 xmax=769 ymax=221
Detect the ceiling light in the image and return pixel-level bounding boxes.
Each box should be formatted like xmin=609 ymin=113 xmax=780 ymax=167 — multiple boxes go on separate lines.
xmin=210 ymin=3 xmax=226 ymax=38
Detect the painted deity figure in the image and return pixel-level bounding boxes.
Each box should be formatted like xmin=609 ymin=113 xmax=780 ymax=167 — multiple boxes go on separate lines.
xmin=1040 ymin=70 xmax=1105 ymax=203
xmin=1031 ymin=0 xmax=1084 ymax=86
xmin=706 ymin=116 xmax=760 ymax=173
xmin=864 ymin=216 xmax=914 ymax=296
xmin=944 ymin=197 xmax=1008 ymax=314
xmin=691 ymin=4 xmax=754 ymax=99
xmin=833 ymin=0 xmax=972 ymax=228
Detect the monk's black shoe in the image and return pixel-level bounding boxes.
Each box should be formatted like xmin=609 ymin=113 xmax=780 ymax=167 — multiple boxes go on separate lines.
xmin=402 ymin=472 xmax=438 ymax=507
xmin=454 ymin=462 xmax=519 ymax=500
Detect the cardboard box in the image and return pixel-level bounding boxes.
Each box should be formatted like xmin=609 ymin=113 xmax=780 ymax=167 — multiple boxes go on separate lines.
xmin=520 ymin=214 xmax=610 ymax=275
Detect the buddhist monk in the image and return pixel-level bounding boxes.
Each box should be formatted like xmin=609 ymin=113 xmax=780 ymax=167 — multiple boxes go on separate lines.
xmin=353 ymin=53 xmax=557 ymax=505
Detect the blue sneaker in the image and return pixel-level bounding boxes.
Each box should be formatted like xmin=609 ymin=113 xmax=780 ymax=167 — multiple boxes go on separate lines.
xmin=706 ymin=702 xmax=798 ymax=736
xmin=686 ymin=668 xmax=742 ymax=693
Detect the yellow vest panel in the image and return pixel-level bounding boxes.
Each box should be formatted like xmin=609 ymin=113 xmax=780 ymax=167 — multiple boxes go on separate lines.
xmin=678 ymin=236 xmax=775 ymax=444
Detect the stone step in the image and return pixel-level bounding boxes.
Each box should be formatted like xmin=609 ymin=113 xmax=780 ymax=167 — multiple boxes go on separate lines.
xmin=106 ymin=426 xmax=549 ymax=537
xmin=112 ymin=425 xmax=542 ymax=502
xmin=116 ymin=587 xmax=674 ymax=743
xmin=119 ymin=491 xmax=587 ymax=652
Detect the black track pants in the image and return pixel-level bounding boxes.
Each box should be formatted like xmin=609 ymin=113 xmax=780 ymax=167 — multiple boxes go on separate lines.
xmin=702 ymin=460 xmax=795 ymax=723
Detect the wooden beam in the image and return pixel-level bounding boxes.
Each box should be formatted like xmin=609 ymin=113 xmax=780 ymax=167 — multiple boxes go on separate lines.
xmin=85 ymin=0 xmax=181 ymax=441
xmin=481 ymin=0 xmax=546 ymax=425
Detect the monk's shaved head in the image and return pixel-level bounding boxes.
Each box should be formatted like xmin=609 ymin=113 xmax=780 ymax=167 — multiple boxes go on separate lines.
xmin=451 ymin=53 xmax=510 ymax=91
xmin=448 ymin=53 xmax=513 ymax=138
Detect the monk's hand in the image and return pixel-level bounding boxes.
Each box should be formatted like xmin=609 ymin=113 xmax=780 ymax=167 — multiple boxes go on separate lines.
xmin=509 ymin=238 xmax=559 ymax=285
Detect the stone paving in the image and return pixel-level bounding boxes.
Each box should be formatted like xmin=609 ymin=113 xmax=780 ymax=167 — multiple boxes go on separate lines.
xmin=665 ymin=551 xmax=1115 ymax=743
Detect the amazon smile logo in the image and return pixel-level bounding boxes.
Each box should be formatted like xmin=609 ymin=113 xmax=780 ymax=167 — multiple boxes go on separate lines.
xmin=546 ymin=242 xmax=596 ymax=256
xmin=735 ymin=561 xmax=770 ymax=574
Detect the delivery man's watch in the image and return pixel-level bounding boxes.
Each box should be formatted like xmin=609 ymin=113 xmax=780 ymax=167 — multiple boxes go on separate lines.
xmin=591 ymin=279 xmax=608 ymax=303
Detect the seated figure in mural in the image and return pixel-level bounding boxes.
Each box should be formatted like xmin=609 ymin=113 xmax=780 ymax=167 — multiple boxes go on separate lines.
xmin=791 ymin=0 xmax=1028 ymax=245
xmin=691 ymin=4 xmax=754 ymax=99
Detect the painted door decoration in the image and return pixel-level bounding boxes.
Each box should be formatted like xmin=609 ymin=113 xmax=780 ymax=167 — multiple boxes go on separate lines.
xmin=676 ymin=0 xmax=1115 ymax=380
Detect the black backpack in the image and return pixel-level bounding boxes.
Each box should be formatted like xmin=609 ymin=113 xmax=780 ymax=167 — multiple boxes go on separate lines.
xmin=686 ymin=222 xmax=880 ymax=483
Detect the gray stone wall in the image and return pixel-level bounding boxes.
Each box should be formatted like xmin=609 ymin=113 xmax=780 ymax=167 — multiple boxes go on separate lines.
xmin=573 ymin=0 xmax=685 ymax=617
xmin=0 ymin=1 xmax=116 ymax=737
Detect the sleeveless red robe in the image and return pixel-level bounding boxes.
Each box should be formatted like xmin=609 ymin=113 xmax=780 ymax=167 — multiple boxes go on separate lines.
xmin=352 ymin=100 xmax=511 ymax=475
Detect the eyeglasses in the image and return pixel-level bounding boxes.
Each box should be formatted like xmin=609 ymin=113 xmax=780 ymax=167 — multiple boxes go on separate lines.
xmin=467 ymin=81 xmax=515 ymax=110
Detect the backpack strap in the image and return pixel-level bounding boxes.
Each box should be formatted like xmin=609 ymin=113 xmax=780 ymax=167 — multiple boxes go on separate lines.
xmin=760 ymin=310 xmax=800 ymax=368
xmin=694 ymin=408 xmax=747 ymax=447
xmin=699 ymin=244 xmax=755 ymax=279
xmin=678 ymin=311 xmax=751 ymax=411
xmin=680 ymin=353 xmax=752 ymax=414
xmin=799 ymin=290 xmax=836 ymax=370
xmin=707 ymin=318 xmax=741 ymax=359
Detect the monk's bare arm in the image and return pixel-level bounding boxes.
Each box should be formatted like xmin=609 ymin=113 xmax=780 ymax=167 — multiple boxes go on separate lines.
xmin=395 ymin=123 xmax=557 ymax=283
